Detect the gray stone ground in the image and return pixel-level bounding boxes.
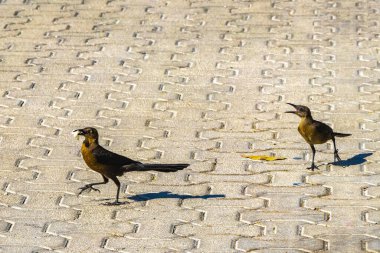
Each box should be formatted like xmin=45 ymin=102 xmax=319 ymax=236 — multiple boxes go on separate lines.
xmin=0 ymin=0 xmax=379 ymax=252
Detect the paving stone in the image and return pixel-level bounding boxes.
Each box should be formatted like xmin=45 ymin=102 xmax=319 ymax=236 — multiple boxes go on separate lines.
xmin=0 ymin=0 xmax=379 ymax=252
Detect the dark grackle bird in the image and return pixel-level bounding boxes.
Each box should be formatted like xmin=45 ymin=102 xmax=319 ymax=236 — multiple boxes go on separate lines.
xmin=73 ymin=127 xmax=189 ymax=205
xmin=286 ymin=103 xmax=351 ymax=171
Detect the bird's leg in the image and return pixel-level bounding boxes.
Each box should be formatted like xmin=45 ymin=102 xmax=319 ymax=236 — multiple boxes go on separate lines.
xmin=78 ymin=175 xmax=109 ymax=195
xmin=307 ymin=144 xmax=319 ymax=171
xmin=332 ymin=137 xmax=341 ymax=162
xmin=105 ymin=176 xmax=122 ymax=205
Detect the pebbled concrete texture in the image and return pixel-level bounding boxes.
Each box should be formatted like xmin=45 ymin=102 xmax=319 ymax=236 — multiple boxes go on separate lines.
xmin=0 ymin=0 xmax=379 ymax=252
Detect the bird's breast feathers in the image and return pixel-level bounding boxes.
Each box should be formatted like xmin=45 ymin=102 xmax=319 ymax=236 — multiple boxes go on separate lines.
xmin=81 ymin=142 xmax=107 ymax=173
xmin=298 ymin=125 xmax=311 ymax=143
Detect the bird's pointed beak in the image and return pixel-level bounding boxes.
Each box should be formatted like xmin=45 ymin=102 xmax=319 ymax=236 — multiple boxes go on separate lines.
xmin=72 ymin=129 xmax=85 ymax=136
xmin=72 ymin=129 xmax=86 ymax=140
xmin=285 ymin=103 xmax=299 ymax=114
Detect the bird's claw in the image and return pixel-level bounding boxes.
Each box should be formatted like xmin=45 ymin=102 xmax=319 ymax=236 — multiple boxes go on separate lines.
xmin=103 ymin=201 xmax=125 ymax=206
xmin=334 ymin=150 xmax=342 ymax=162
xmin=78 ymin=184 xmax=101 ymax=195
xmin=307 ymin=164 xmax=319 ymax=171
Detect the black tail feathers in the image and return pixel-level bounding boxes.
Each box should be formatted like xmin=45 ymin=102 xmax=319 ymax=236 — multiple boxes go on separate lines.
xmin=141 ymin=163 xmax=190 ymax=172
xmin=333 ymin=132 xmax=351 ymax=137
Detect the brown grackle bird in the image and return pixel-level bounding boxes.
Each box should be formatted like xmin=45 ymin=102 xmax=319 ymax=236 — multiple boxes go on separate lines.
xmin=286 ymin=103 xmax=351 ymax=171
xmin=73 ymin=127 xmax=189 ymax=205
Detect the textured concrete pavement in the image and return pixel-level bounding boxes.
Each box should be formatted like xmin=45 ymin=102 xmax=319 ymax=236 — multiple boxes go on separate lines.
xmin=1 ymin=0 xmax=380 ymax=252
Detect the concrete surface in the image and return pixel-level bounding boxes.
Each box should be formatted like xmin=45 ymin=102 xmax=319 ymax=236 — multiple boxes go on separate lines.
xmin=0 ymin=0 xmax=379 ymax=252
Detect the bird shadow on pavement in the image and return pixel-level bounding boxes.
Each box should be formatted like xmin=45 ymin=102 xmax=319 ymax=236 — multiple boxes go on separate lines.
xmin=127 ymin=191 xmax=225 ymax=202
xmin=330 ymin=152 xmax=373 ymax=167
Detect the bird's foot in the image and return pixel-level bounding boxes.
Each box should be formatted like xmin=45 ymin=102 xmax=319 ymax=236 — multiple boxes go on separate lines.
xmin=77 ymin=184 xmax=101 ymax=195
xmin=307 ymin=164 xmax=319 ymax=171
xmin=334 ymin=150 xmax=342 ymax=162
xmin=103 ymin=201 xmax=126 ymax=206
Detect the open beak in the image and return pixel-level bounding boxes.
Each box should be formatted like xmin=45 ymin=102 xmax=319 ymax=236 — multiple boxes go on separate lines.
xmin=285 ymin=103 xmax=299 ymax=114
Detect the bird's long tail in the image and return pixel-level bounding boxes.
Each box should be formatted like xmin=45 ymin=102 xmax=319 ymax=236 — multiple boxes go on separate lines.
xmin=333 ymin=132 xmax=351 ymax=137
xmin=140 ymin=163 xmax=189 ymax=172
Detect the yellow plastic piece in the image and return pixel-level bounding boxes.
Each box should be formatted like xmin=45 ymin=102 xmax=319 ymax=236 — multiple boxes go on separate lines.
xmin=241 ymin=155 xmax=286 ymax=161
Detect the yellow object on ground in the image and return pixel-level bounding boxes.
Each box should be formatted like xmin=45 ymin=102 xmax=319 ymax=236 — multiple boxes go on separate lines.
xmin=242 ymin=155 xmax=286 ymax=161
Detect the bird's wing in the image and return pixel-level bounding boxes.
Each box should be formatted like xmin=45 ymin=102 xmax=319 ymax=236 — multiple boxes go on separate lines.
xmin=309 ymin=120 xmax=334 ymax=143
xmin=312 ymin=120 xmax=333 ymax=134
xmin=92 ymin=145 xmax=139 ymax=167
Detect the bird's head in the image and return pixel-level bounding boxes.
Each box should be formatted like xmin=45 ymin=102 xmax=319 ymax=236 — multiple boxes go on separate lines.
xmin=285 ymin=103 xmax=312 ymax=118
xmin=72 ymin=127 xmax=99 ymax=142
